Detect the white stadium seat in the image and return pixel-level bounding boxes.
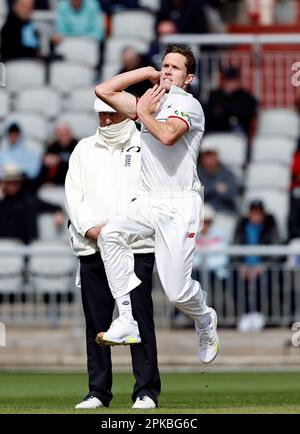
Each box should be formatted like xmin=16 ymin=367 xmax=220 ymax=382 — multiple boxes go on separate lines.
xmin=257 ymin=108 xmax=300 ymax=139
xmin=49 ymin=61 xmax=94 ymax=94
xmin=0 ymin=239 xmax=24 ymax=294
xmin=101 ymin=62 xmax=121 ymax=82
xmin=111 ymin=10 xmax=155 ymax=41
xmin=252 ymin=135 xmax=297 ymax=165
xmin=213 ymin=212 xmax=237 ymax=243
xmin=59 ymin=112 xmax=97 ymax=139
xmin=244 ymin=188 xmax=289 ymax=240
xmin=25 ymin=138 xmax=45 ymax=156
xmin=201 ymin=132 xmax=247 ymax=167
xmin=55 ymin=37 xmax=100 ymax=68
xmin=104 ymin=36 xmax=150 ymax=63
xmin=3 ymin=112 xmax=48 ymax=142
xmin=64 ymin=87 xmax=95 ymax=112
xmin=6 ymin=60 xmax=45 ymax=92
xmin=246 ymin=163 xmax=291 ymax=190
xmin=0 ymin=89 xmax=9 ymax=119
xmin=38 ymin=185 xmax=66 ymax=210
xmin=15 ymin=86 xmax=62 ymax=119
xmin=38 ymin=213 xmax=68 ymax=241
xmin=28 ymin=240 xmax=75 ymax=294
xmin=139 ymin=0 xmax=160 ymax=11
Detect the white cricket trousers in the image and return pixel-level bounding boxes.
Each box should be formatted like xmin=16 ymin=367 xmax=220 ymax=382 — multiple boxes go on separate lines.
xmin=98 ymin=191 xmax=208 ymax=322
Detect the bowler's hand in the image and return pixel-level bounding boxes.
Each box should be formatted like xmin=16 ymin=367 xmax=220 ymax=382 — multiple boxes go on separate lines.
xmin=137 ymin=85 xmax=166 ymax=117
xmin=85 ymin=224 xmax=104 ymax=241
xmin=148 ymin=67 xmax=161 ymax=85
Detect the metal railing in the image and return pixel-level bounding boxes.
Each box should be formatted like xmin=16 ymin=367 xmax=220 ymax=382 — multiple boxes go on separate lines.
xmin=0 ymin=245 xmax=300 ymax=328
xmin=160 ymin=34 xmax=300 ymax=107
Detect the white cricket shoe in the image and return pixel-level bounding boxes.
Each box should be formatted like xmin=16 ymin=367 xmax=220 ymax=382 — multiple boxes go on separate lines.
xmin=96 ymin=316 xmax=141 ymax=346
xmin=75 ymin=396 xmax=103 ymax=409
xmin=195 ymin=307 xmax=219 ymax=364
xmin=132 ymin=396 xmax=156 ymax=409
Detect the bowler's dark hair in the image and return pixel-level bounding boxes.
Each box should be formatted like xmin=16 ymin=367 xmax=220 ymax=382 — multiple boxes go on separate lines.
xmin=162 ymin=44 xmax=196 ymax=75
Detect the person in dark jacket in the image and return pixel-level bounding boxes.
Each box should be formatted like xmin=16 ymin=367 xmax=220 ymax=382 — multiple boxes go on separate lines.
xmin=204 ymin=66 xmax=258 ymax=138
xmin=1 ymin=0 xmax=40 ymax=61
xmin=0 ymin=165 xmax=64 ymax=244
xmin=234 ymin=199 xmax=280 ymax=275
xmin=288 ymin=173 xmax=300 ymax=241
xmin=233 ymin=199 xmax=280 ymax=317
xmin=156 ymin=0 xmax=209 ymax=34
xmin=197 ymin=148 xmax=239 ymax=214
xmin=37 ymin=122 xmax=77 ymax=186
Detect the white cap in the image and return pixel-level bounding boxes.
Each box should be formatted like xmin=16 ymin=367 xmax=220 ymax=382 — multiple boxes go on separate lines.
xmin=93 ymin=98 xmax=116 ymax=113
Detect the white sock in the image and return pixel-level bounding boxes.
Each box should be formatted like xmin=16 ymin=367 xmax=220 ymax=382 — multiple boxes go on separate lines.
xmin=116 ymin=294 xmax=133 ymax=320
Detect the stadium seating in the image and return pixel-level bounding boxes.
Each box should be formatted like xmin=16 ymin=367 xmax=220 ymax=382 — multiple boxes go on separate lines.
xmin=15 ymin=87 xmax=62 ymax=120
xmin=59 ymin=111 xmax=97 ymax=139
xmin=38 ymin=213 xmax=68 ymax=241
xmin=213 ymin=212 xmax=237 ymax=242
xmin=246 ymin=163 xmax=291 ymax=190
xmin=55 ymin=37 xmax=100 ymax=68
xmin=139 ymin=0 xmax=160 ymax=11
xmin=49 ymin=61 xmax=95 ymax=94
xmin=28 ymin=240 xmax=75 ymax=294
xmin=110 ymin=9 xmax=155 ymax=41
xmin=64 ymin=87 xmax=95 ymax=112
xmin=104 ymin=36 xmax=150 ymax=64
xmin=38 ymin=185 xmax=66 ymax=210
xmin=244 ymin=188 xmax=289 ymax=240
xmin=251 ymin=135 xmax=297 ymax=165
xmin=3 ymin=112 xmax=48 ymax=142
xmin=101 ymin=62 xmax=122 ymax=82
xmin=0 ymin=239 xmax=24 ymax=294
xmin=201 ymin=132 xmax=247 ymax=181
xmin=0 ymin=89 xmax=9 ymax=120
xmin=6 ymin=60 xmax=45 ymax=92
xmin=256 ymin=108 xmax=300 ymax=139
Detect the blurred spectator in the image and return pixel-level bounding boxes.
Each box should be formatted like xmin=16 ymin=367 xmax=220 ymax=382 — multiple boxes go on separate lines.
xmin=0 ymin=123 xmax=41 ymax=180
xmin=204 ymin=66 xmax=258 ymax=139
xmin=156 ymin=0 xmax=209 ymax=34
xmin=1 ymin=0 xmax=40 ymax=61
xmin=233 ymin=199 xmax=280 ymax=279
xmin=147 ymin=20 xmax=178 ymax=69
xmin=193 ymin=204 xmax=229 ymax=280
xmin=118 ymin=46 xmax=153 ymax=97
xmin=0 ymin=165 xmax=64 ymax=244
xmin=37 ymin=122 xmax=77 ymax=186
xmin=288 ymin=173 xmax=300 ymax=241
xmin=197 ymin=148 xmax=239 ymax=214
xmin=51 ymin=0 xmax=104 ymax=46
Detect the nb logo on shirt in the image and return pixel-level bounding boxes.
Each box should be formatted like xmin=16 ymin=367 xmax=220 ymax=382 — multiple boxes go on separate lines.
xmin=186 ymin=232 xmax=196 ymax=239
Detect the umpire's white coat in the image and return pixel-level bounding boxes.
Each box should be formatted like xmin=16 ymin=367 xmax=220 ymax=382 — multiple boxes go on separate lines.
xmin=65 ymin=120 xmax=154 ymax=257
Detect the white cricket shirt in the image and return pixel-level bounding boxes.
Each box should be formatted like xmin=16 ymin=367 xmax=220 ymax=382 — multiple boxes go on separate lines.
xmin=140 ymin=85 xmax=205 ymax=193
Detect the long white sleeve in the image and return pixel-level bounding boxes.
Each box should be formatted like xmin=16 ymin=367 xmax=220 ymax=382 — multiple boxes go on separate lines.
xmin=65 ymin=145 xmax=98 ymax=237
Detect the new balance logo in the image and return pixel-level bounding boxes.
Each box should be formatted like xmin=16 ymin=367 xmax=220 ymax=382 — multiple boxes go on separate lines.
xmin=186 ymin=232 xmax=196 ymax=239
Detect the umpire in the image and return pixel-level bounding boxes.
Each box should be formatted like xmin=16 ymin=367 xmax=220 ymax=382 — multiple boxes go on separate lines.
xmin=65 ymin=98 xmax=160 ymax=410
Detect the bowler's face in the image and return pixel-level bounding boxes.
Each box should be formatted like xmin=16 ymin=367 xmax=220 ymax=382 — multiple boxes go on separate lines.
xmin=99 ymin=112 xmax=127 ymax=127
xmin=160 ymin=53 xmax=194 ymax=91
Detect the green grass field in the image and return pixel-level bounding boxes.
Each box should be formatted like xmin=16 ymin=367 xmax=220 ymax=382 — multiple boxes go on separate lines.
xmin=1 ymin=371 xmax=300 ymax=414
